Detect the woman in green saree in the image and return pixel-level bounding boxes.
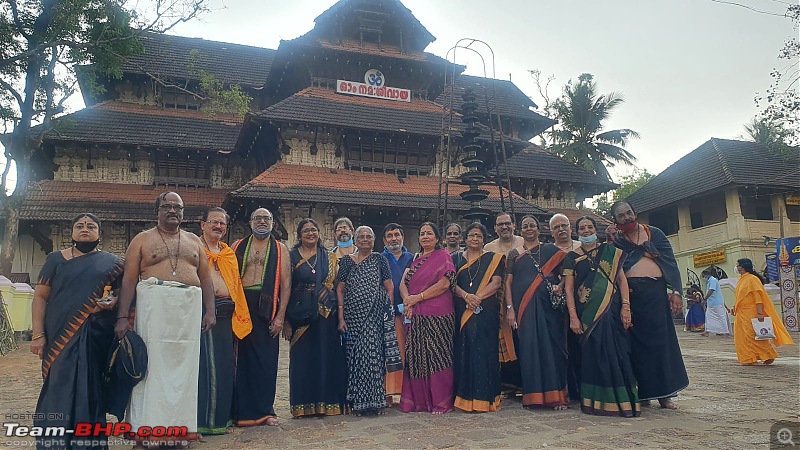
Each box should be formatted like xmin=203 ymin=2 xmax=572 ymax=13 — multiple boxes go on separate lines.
xmin=563 ymin=216 xmax=640 ymax=417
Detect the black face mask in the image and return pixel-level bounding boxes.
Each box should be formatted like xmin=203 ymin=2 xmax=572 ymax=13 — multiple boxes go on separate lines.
xmin=73 ymin=240 xmax=100 ymax=253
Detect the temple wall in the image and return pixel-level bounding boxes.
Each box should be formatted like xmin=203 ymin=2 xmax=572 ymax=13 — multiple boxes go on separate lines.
xmin=53 ymin=148 xmax=250 ymax=189
xmin=281 ymin=137 xmax=343 ymax=169
xmin=530 ymin=193 xmax=578 ymax=209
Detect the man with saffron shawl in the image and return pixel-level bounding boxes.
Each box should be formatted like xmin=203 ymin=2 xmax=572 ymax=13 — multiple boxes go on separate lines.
xmin=197 ymin=207 xmax=252 ymax=435
xmin=116 ymin=192 xmax=216 ymax=444
xmin=32 ymin=213 xmax=124 ymax=450
xmin=505 ymin=215 xmax=569 ymax=410
xmin=400 ymin=222 xmax=457 ymax=414
xmin=451 ymin=222 xmax=505 ymax=412
xmin=285 ymin=218 xmax=348 ymax=417
xmin=610 ymin=201 xmax=688 ymax=409
xmin=232 ymin=208 xmax=290 ymax=427
xmin=732 ymin=258 xmax=794 ymax=365
xmin=564 ymin=216 xmax=640 ymax=417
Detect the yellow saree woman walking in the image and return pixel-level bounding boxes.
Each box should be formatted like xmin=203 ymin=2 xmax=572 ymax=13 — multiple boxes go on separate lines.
xmin=732 ymin=258 xmax=794 ymax=365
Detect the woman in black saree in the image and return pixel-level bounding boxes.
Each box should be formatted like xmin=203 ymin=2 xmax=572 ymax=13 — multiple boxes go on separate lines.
xmin=504 ymin=215 xmax=569 ymax=410
xmin=31 ymin=213 xmax=124 ymax=450
xmin=284 ymin=218 xmax=348 ymax=417
xmin=451 ymin=222 xmax=505 ymax=412
xmin=564 ymin=216 xmax=639 ymax=417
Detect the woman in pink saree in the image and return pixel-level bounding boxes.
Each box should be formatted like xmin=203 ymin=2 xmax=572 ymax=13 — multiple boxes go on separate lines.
xmin=399 ymin=222 xmax=457 ymax=414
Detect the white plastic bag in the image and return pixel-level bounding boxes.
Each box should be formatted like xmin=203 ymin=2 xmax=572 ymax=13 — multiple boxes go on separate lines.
xmin=751 ymin=317 xmax=776 ymax=340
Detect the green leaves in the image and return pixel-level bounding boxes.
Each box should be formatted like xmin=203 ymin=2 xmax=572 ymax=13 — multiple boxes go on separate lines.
xmin=548 ymin=73 xmax=639 ymax=183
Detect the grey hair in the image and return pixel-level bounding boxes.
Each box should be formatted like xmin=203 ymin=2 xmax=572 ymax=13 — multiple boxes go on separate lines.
xmin=355 ymin=225 xmax=375 ymax=239
xmin=549 ymin=213 xmax=570 ymax=227
xmin=250 ymin=208 xmax=272 ymax=220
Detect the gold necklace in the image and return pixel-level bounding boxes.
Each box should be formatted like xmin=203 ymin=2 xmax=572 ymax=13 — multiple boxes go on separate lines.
xmin=525 ymin=243 xmax=541 ymax=266
xmin=156 ymin=227 xmax=181 ymax=276
xmin=306 ymin=255 xmax=317 ymax=274
xmin=464 ymin=251 xmax=482 ymax=287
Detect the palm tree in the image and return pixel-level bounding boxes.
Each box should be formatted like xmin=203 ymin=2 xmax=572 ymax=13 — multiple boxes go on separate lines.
xmin=743 ymin=117 xmax=789 ymax=144
xmin=742 ymin=117 xmax=795 ymax=159
xmin=550 ymin=73 xmax=639 ymax=182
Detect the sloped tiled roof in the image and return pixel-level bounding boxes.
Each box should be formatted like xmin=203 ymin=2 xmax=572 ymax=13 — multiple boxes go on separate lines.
xmin=292 ymin=37 xmax=447 ymax=64
xmin=251 ymin=87 xmax=527 ymax=146
xmin=501 ymin=145 xmax=617 ymax=191
xmin=122 ymin=32 xmax=275 ymax=87
xmin=253 ymin=87 xmax=446 ymax=136
xmin=435 ymin=75 xmax=556 ymax=138
xmin=231 ymin=162 xmax=547 ymax=215
xmin=626 ymin=138 xmax=800 ymax=213
xmin=437 ymin=75 xmax=536 ymax=117
xmin=313 ymin=0 xmax=436 ymax=48
xmin=21 ymin=180 xmax=229 ymax=222
xmin=43 ymin=102 xmax=243 ymax=152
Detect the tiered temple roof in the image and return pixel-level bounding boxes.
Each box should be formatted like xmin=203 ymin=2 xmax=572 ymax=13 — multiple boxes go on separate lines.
xmin=232 ymin=162 xmax=547 ymax=215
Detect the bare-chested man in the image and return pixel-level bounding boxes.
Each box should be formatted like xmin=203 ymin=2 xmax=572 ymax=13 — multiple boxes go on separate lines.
xmin=115 ymin=191 xmax=215 ymax=444
xmin=549 ymin=213 xmax=581 ymax=253
xmin=332 ymin=217 xmax=356 ymax=257
xmin=610 ymin=201 xmax=688 ymax=410
xmin=484 ymin=212 xmax=524 ymax=395
xmin=232 ymin=208 xmax=290 ymax=427
xmin=197 ymin=207 xmax=252 ymax=435
xmin=484 ymin=212 xmax=524 ymax=255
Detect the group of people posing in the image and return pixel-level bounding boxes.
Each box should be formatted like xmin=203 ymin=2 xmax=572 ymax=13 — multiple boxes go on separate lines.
xmin=29 ymin=192 xmax=792 ymax=449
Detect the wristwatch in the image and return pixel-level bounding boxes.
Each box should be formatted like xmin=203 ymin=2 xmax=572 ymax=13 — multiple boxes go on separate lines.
xmin=506 ymin=304 xmax=513 ymax=310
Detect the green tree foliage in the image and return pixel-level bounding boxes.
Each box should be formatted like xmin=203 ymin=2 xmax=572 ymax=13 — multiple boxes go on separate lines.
xmin=549 ymin=73 xmax=639 ymax=183
xmin=593 ymin=168 xmax=655 ymax=217
xmin=0 ymin=0 xmax=208 ymax=275
xmin=741 ymin=116 xmax=796 ymax=157
xmin=185 ymin=48 xmax=251 ymax=118
xmin=755 ymin=4 xmax=799 ymax=147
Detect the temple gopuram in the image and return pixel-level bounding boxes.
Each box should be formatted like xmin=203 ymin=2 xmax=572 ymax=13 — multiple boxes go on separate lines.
xmin=10 ymin=0 xmax=615 ymax=279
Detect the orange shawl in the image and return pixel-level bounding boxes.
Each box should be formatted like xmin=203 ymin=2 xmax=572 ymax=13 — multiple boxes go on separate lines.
xmin=206 ymin=242 xmax=253 ymax=339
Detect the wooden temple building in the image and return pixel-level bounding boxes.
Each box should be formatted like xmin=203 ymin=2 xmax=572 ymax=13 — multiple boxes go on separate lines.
xmin=10 ymin=0 xmax=615 ymax=279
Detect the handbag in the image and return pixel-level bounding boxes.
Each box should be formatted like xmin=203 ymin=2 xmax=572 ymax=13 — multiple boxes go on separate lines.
xmin=545 ymin=277 xmax=566 ymax=310
xmin=531 ymin=257 xmax=565 ymax=310
xmin=751 ymin=317 xmax=776 ymax=340
xmin=285 ymin=286 xmax=319 ymax=327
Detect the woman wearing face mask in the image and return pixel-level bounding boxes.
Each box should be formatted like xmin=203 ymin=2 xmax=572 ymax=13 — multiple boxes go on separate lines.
xmin=563 ymin=216 xmax=640 ymax=417
xmin=31 ymin=213 xmax=125 ymax=447
xmin=731 ymin=258 xmax=794 ymax=365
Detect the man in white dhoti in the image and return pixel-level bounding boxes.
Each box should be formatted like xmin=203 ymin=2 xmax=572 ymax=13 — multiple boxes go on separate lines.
xmin=115 ymin=192 xmax=216 ymax=445
xmin=701 ymin=269 xmax=731 ymax=337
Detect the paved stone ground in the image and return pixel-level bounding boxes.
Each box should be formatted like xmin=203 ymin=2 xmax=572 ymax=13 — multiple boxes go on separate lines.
xmin=1 ymin=327 xmax=797 ymax=449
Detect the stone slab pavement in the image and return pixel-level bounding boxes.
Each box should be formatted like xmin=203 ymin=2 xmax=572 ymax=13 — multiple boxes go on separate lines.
xmin=1 ymin=327 xmax=797 ymax=449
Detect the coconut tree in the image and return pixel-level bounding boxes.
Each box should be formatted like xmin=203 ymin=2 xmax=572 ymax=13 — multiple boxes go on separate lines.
xmin=550 ymin=73 xmax=639 ymax=182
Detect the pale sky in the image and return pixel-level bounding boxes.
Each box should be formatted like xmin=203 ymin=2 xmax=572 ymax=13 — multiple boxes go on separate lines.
xmin=1 ymin=0 xmax=794 ymax=188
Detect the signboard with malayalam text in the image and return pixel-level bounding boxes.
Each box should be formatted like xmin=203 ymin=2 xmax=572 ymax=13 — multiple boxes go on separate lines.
xmin=765 ymin=253 xmax=779 ymax=282
xmin=336 ymin=69 xmax=411 ymax=102
xmin=693 ymin=248 xmax=726 ymax=267
xmin=336 ymin=80 xmax=411 ymax=102
xmin=776 ymin=237 xmax=800 ymax=266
